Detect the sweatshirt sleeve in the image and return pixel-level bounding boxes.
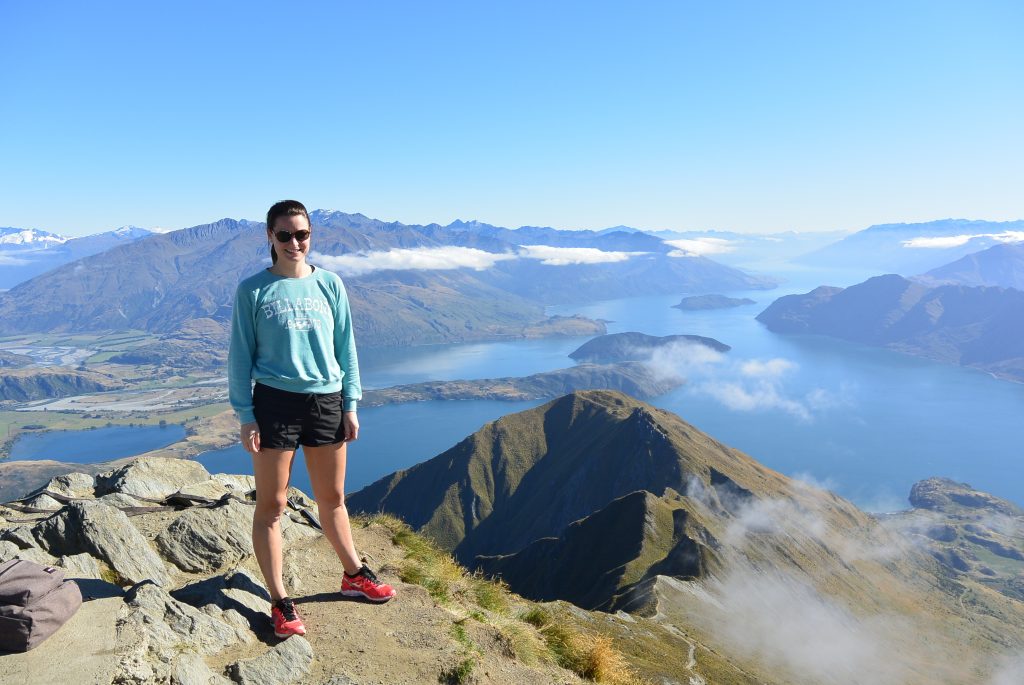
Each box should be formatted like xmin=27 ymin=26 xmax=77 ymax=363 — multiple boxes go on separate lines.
xmin=227 ymin=283 xmax=258 ymax=424
xmin=333 ymin=279 xmax=362 ymax=412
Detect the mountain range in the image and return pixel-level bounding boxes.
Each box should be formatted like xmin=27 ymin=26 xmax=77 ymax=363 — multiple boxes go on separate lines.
xmin=755 ymin=273 xmax=1024 ymax=382
xmin=0 ymin=212 xmax=775 ymax=357
xmin=0 ymin=226 xmax=160 ymax=290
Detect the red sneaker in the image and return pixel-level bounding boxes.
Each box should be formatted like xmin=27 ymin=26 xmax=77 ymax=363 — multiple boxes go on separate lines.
xmin=271 ymin=597 xmax=306 ymax=638
xmin=340 ymin=565 xmax=396 ymax=602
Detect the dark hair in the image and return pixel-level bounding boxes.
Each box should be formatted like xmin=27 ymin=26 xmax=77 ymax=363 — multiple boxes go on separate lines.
xmin=266 ymin=200 xmax=311 ymax=264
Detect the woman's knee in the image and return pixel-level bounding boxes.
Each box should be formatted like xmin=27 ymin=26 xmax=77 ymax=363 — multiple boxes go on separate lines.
xmin=253 ymin=494 xmax=289 ymax=525
xmin=315 ymin=490 xmax=346 ymax=511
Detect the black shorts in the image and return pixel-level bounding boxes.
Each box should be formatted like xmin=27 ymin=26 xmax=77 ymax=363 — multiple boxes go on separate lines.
xmin=252 ymin=381 xmax=347 ymax=450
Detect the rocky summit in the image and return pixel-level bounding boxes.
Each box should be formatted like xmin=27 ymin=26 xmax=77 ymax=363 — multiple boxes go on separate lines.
xmin=0 ymin=456 xmax=604 ymax=685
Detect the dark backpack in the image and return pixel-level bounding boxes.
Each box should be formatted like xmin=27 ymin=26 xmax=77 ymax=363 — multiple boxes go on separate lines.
xmin=0 ymin=558 xmax=83 ymax=652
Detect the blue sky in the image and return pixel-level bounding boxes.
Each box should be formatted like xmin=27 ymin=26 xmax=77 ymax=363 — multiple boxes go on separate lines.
xmin=1 ymin=1 xmax=1022 ymax=237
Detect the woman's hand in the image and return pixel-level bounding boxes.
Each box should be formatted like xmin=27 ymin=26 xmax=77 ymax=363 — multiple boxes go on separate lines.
xmin=343 ymin=411 xmax=360 ymax=442
xmin=240 ymin=421 xmax=261 ymax=454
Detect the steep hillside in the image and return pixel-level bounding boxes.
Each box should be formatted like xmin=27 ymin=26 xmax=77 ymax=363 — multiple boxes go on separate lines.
xmin=349 ymin=390 xmax=1024 ymax=684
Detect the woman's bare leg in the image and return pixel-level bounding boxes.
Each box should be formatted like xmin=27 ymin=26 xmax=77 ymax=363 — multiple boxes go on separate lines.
xmin=252 ymin=447 xmax=296 ymax=601
xmin=303 ymin=440 xmax=362 ymax=574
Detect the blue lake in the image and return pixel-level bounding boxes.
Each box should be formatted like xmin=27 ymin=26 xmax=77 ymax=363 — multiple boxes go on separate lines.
xmin=7 ymin=263 xmax=1024 ymax=509
xmin=8 ymin=424 xmax=187 ymax=464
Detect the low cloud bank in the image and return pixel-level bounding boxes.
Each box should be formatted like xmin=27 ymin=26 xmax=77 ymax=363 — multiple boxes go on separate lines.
xmin=311 ymin=244 xmax=648 ymax=276
xmin=665 ymin=237 xmax=735 ymax=257
xmin=516 ymin=244 xmax=647 ymax=265
xmin=312 ymin=246 xmax=517 ymax=276
xmin=901 ymin=230 xmax=1024 ymax=249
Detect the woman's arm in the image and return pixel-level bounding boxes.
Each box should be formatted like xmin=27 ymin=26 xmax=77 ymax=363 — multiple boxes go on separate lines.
xmin=333 ymin=279 xmax=362 ymax=413
xmin=227 ymin=284 xmax=258 ymax=425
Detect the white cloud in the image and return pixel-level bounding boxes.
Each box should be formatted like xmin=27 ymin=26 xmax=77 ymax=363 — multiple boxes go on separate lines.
xmin=517 ymin=244 xmax=647 ymax=265
xmin=311 ymin=244 xmax=649 ymax=276
xmin=694 ymin=379 xmax=814 ymax=421
xmin=635 ymin=344 xmax=854 ymax=422
xmin=665 ymin=237 xmax=735 ymax=256
xmin=674 ymin=482 xmax=922 ymax=684
xmin=901 ymin=230 xmax=1024 ymax=249
xmin=310 ymin=246 xmax=517 ymax=277
xmin=739 ymin=358 xmax=796 ymax=378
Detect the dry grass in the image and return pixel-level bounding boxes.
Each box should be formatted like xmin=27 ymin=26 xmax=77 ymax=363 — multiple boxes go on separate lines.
xmin=522 ymin=607 xmax=650 ymax=685
xmin=362 ymin=512 xmax=648 ymax=684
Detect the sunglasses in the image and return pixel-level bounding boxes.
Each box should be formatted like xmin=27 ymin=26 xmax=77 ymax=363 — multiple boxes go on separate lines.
xmin=273 ymin=229 xmax=311 ymax=243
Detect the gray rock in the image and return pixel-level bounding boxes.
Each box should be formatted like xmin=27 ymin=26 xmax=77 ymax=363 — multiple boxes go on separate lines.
xmin=176 ymin=478 xmax=231 ymax=501
xmin=21 ymin=493 xmax=64 ymax=511
xmin=229 ymin=636 xmax=313 ymax=685
xmin=126 ymin=582 xmax=247 ymax=655
xmin=323 ymin=677 xmax=358 ymax=685
xmin=15 ymin=546 xmax=58 ymax=566
xmin=33 ymin=500 xmax=170 ymax=586
xmin=43 ymin=471 xmax=96 ymax=499
xmin=113 ymin=582 xmax=247 ymax=684
xmin=2 ymin=525 xmax=40 ymax=549
xmin=286 ymin=488 xmax=316 ymax=509
xmin=156 ymin=500 xmax=253 ymax=573
xmin=96 ymin=456 xmax=211 ymax=500
xmin=0 ymin=540 xmax=20 ymax=562
xmin=172 ymin=653 xmax=232 ymax=685
xmin=59 ymin=552 xmax=103 ymax=578
xmin=97 ymin=492 xmax=149 ymax=508
xmin=281 ymin=515 xmax=320 ymax=543
xmin=173 ymin=567 xmax=270 ymax=636
xmin=212 ymin=474 xmax=256 ymax=498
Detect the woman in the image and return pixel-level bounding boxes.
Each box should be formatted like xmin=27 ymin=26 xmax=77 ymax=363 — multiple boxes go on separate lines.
xmin=227 ymin=199 xmax=395 ymax=639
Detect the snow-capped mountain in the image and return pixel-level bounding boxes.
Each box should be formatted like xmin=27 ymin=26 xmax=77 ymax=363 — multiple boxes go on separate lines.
xmin=0 ymin=227 xmax=68 ymax=246
xmin=0 ymin=224 xmax=160 ymax=288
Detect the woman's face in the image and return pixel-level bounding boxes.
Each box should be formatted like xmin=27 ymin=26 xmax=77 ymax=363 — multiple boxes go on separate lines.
xmin=268 ymin=214 xmax=311 ymax=264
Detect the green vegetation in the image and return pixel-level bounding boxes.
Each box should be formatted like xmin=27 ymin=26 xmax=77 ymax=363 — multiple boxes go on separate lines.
xmin=361 ymin=512 xmax=649 ymax=684
xmin=438 ymin=657 xmax=475 ymax=684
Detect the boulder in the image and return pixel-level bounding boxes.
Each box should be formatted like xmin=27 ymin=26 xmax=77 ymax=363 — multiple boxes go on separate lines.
xmin=2 ymin=525 xmax=40 ymax=549
xmin=0 ymin=540 xmax=20 ymax=562
xmin=175 ymin=478 xmax=232 ymax=501
xmin=156 ymin=500 xmax=254 ymax=573
xmin=113 ymin=581 xmax=247 ymax=684
xmin=96 ymin=457 xmax=211 ymax=500
xmin=33 ymin=500 xmax=170 ymax=585
xmin=21 ymin=493 xmax=63 ymax=511
xmin=172 ymin=568 xmax=270 ymax=635
xmin=14 ymin=546 xmax=58 ymax=566
xmin=212 ymin=474 xmax=256 ymax=497
xmin=228 ymin=635 xmax=313 ymax=685
xmin=59 ymin=552 xmax=103 ymax=578
xmin=42 ymin=471 xmax=96 ymax=499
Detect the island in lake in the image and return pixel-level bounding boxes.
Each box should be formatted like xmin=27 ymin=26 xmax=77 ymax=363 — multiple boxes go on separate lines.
xmin=672 ymin=294 xmax=756 ymax=310
xmin=568 ymin=331 xmax=730 ymax=364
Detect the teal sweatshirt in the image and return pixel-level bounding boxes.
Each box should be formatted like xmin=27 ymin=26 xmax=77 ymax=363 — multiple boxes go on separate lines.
xmin=227 ymin=264 xmax=361 ymax=424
